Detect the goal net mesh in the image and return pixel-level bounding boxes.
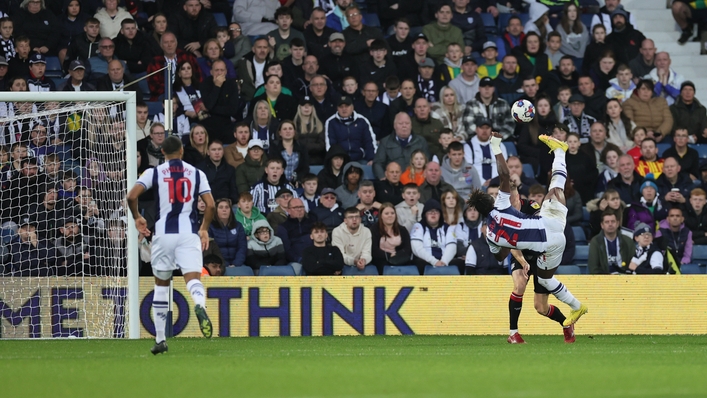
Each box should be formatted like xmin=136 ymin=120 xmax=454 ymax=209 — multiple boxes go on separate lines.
xmin=0 ymin=99 xmax=130 ymax=338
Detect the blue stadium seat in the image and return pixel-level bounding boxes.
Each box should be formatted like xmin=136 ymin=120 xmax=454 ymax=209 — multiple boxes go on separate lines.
xmin=146 ymin=101 xmax=162 ymax=118
xmin=424 ymin=265 xmax=460 ymax=275
xmin=383 ymin=265 xmax=420 ymax=275
xmin=572 ymin=226 xmax=587 ymax=245
xmin=522 ymin=163 xmax=535 ymax=178
xmin=694 ymin=145 xmax=707 ymax=158
xmin=51 ymin=77 xmax=65 ymax=89
xmin=361 ymin=165 xmax=375 ymax=180
xmin=657 ymin=142 xmax=671 ymax=157
xmin=574 ymin=245 xmax=589 ymax=266
xmin=582 ymin=206 xmax=590 ymax=222
xmin=224 ymin=266 xmax=255 ymax=276
xmin=214 ymin=12 xmax=227 ymax=27
xmin=580 ymin=13 xmax=594 ymax=31
xmin=503 ymin=141 xmax=518 ymax=156
xmin=342 ymin=265 xmax=379 ymax=275
xmin=691 ymin=245 xmax=707 ymax=265
xmin=45 ymin=56 xmax=62 ymax=78
xmin=518 ymin=13 xmax=530 ymax=26
xmin=497 ymin=13 xmax=511 ymax=32
xmin=309 ymin=165 xmax=324 ymax=176
xmin=555 ymin=265 xmax=582 ymax=275
xmin=480 ymin=13 xmax=497 ymax=35
xmin=680 ymin=264 xmax=704 ymax=274
xmin=259 ymin=265 xmax=296 ymax=276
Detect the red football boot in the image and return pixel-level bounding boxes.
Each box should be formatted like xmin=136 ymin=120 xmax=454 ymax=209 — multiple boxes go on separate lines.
xmin=563 ymin=324 xmax=576 ymax=343
xmin=507 ymin=333 xmax=526 ymax=344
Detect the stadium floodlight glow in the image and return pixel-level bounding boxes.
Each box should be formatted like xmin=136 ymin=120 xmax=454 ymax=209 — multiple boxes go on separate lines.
xmin=0 ymin=91 xmax=139 ymax=339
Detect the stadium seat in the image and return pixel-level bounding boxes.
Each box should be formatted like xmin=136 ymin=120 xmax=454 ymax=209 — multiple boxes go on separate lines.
xmin=137 ymin=78 xmax=150 ymax=100
xmin=259 ymin=265 xmax=296 ymax=276
xmin=518 ymin=13 xmax=530 ymax=26
xmin=361 ymin=165 xmax=375 ymax=180
xmin=680 ymin=264 xmax=704 ymax=274
xmin=503 ymin=141 xmax=518 ymax=157
xmin=572 ymin=226 xmax=587 ymax=245
xmin=582 ymin=206 xmax=590 ymax=222
xmin=383 ymin=265 xmax=420 ymax=275
xmin=214 ymin=12 xmax=227 ymax=27
xmin=691 ymin=245 xmax=707 ymax=265
xmin=497 ymin=13 xmax=511 ymax=32
xmin=146 ymin=101 xmax=162 ymax=118
xmin=45 ymin=56 xmax=63 ymax=78
xmin=52 ymin=77 xmax=65 ymax=89
xmin=522 ymin=163 xmax=535 ymax=178
xmin=694 ymin=145 xmax=707 ymax=158
xmin=480 ymin=13 xmax=497 ymax=35
xmin=555 ymin=265 xmax=582 ymax=275
xmin=224 ymin=266 xmax=255 ymax=276
xmin=657 ymin=142 xmax=671 ymax=157
xmin=574 ymin=245 xmax=589 ymax=266
xmin=424 ymin=265 xmax=460 ymax=275
xmin=309 ymin=165 xmax=324 ymax=176
xmin=342 ymin=265 xmax=379 ymax=275
xmin=580 ymin=13 xmax=594 ymax=31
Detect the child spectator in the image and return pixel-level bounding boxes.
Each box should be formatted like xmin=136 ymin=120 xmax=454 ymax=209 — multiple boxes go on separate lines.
xmin=267 ymin=6 xmax=306 ymax=61
xmin=317 ymin=145 xmax=348 ymax=190
xmin=202 ymin=254 xmax=224 ymax=276
xmin=544 ymin=31 xmax=563 ymax=68
xmin=553 ymin=86 xmax=572 ymax=122
xmin=301 ymin=174 xmax=319 ymax=212
xmin=59 ymin=170 xmax=78 ymax=199
xmin=477 ymin=41 xmax=501 ymax=79
xmin=624 ymin=176 xmax=667 ymax=231
xmin=8 ymin=36 xmax=30 ymax=79
xmin=656 ymin=207 xmax=693 ymax=265
xmin=215 ymin=27 xmax=234 ymax=60
xmin=686 ymin=188 xmax=707 ymax=245
xmin=395 ymin=183 xmax=424 ymax=233
xmin=234 ymin=192 xmax=267 ymax=237
xmin=380 ymin=75 xmax=401 ymax=105
xmin=400 ymin=149 xmax=427 ymax=186
xmin=302 ymin=222 xmax=344 ymax=275
xmin=0 ymin=17 xmax=15 ymax=60
xmin=626 ymin=223 xmax=666 ymax=274
xmin=246 ymin=220 xmax=287 ymax=275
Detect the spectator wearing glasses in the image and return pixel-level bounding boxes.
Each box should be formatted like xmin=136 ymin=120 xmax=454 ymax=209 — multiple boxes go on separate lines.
xmin=246 ymin=220 xmax=287 ymax=275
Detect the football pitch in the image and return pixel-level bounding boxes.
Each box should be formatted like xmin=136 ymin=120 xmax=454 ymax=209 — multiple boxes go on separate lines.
xmin=2 ymin=335 xmax=706 ymax=397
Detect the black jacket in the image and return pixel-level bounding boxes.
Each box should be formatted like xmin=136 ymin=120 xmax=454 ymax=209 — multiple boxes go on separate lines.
xmin=606 ymin=24 xmax=646 ymax=66
xmin=196 ymin=159 xmax=239 ymax=203
xmin=311 ymin=205 xmax=344 ymax=233
xmin=317 ymin=144 xmax=350 ymax=190
xmin=374 ymin=180 xmax=403 ymax=206
xmin=113 ymin=31 xmax=153 ymax=74
xmin=168 ymin=8 xmax=218 ymax=50
xmin=63 ymin=32 xmax=101 ymax=72
xmin=95 ymin=74 xmax=143 ymax=98
xmin=13 ymin=8 xmax=62 ymax=54
xmin=250 ymin=92 xmax=298 ymax=121
xmin=355 ymin=98 xmax=392 ymax=141
xmin=607 ymin=172 xmax=644 ymax=204
xmin=370 ymin=225 xmax=412 ymax=272
xmin=318 ymin=51 xmax=359 ymax=93
xmin=303 ymin=24 xmax=337 ymax=59
xmin=302 ymin=245 xmax=344 ymax=275
xmin=201 ymin=77 xmax=240 ymax=119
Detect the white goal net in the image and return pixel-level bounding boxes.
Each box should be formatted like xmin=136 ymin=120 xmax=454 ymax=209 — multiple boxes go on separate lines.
xmin=0 ymin=92 xmax=138 ymax=339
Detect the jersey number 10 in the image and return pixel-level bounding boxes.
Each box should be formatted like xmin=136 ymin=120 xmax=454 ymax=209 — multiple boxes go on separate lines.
xmin=164 ymin=177 xmax=192 ymax=203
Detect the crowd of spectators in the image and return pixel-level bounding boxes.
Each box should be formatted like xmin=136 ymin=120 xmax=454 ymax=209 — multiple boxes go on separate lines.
xmin=1 ymin=0 xmax=707 ymax=277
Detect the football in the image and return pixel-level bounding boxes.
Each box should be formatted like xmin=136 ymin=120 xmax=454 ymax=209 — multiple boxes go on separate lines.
xmin=511 ymin=99 xmax=535 ymax=123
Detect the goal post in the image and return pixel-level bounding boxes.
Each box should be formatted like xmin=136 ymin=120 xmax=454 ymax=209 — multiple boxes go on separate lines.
xmin=0 ymin=91 xmax=139 ymax=339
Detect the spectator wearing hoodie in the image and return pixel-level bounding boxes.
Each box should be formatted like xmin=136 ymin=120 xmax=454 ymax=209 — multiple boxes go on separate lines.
xmin=245 ymin=220 xmax=287 ymax=274
xmin=234 ymin=191 xmax=267 ymax=237
xmin=605 ymin=6 xmax=646 ymax=66
xmin=334 ymin=161 xmax=364 ymax=209
xmin=209 ymin=198 xmax=247 ymax=267
xmin=440 ymin=141 xmax=481 ymax=200
xmin=655 ymin=207 xmax=693 ymax=265
xmin=410 ymin=199 xmax=459 ymax=274
xmin=317 ymin=144 xmax=349 ymax=190
xmin=325 ymin=95 xmax=377 ymax=163
xmin=332 ymin=206 xmax=373 ymax=270
xmin=524 ymin=2 xmax=552 ymax=40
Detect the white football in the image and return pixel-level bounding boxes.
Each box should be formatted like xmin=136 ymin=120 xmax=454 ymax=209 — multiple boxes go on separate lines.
xmin=511 ymin=99 xmax=535 ymax=123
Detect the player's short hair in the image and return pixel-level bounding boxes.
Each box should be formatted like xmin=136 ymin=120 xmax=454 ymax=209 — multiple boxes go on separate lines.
xmin=161 ymin=135 xmax=183 ymax=155
xmin=403 ymin=183 xmax=419 ymax=193
xmin=311 ymin=222 xmax=327 ymax=233
xmin=466 ymin=189 xmax=495 ymax=216
xmin=448 ymin=141 xmax=464 ymax=153
xmin=691 ymin=188 xmax=707 ymax=198
xmin=302 ymin=173 xmax=318 ymax=183
xmin=529 ymin=184 xmax=547 ymax=196
xmin=238 ymin=192 xmax=253 ymax=202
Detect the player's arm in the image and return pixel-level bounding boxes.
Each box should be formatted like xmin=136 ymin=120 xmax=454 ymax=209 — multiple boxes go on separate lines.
xmin=490 ymin=131 xmax=510 ymax=193
xmin=199 ymin=192 xmax=216 ymax=251
xmin=127 ymin=180 xmax=150 ymax=236
xmin=509 ymin=184 xmax=521 ymax=211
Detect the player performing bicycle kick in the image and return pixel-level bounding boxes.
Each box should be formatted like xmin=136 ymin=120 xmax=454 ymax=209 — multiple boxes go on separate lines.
xmin=467 ymin=132 xmax=589 ymax=334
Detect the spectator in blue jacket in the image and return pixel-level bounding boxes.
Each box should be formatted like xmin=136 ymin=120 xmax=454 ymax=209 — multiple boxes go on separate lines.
xmin=324 ymin=94 xmax=377 ymax=164
xmin=208 ymin=198 xmax=247 ymax=267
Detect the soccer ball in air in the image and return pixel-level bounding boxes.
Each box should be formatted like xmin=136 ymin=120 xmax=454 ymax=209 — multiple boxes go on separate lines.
xmin=511 ymin=100 xmax=535 ymax=123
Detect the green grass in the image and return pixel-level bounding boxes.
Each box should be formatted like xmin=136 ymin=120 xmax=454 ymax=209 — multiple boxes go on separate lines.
xmin=3 ymin=336 xmax=707 ymax=397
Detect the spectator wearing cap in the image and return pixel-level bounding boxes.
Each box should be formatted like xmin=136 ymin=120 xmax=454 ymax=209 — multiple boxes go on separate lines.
xmin=416 ymin=57 xmax=440 ymax=103
xmin=342 ymin=4 xmax=387 ymax=65
xmin=265 ymin=187 xmax=294 ymax=231
xmin=59 ymin=60 xmax=96 ymax=91
xmin=358 ymin=38 xmax=398 ymax=93
xmin=625 ymin=223 xmax=665 ymax=274
xmin=225 ymin=122 xmax=252 ymax=169
xmin=0 ymin=56 xmax=9 ymax=91
xmin=235 ymin=138 xmax=269 ymax=194
xmin=311 ymin=187 xmax=345 ymax=235
xmin=448 ymin=55 xmax=480 ymax=104
xmin=477 ymin=41 xmax=501 ymax=79
xmin=318 ymin=33 xmax=358 ymax=94
xmin=250 ymin=158 xmax=299 ymax=214
xmin=354 ymin=81 xmax=392 ymax=141
xmin=460 ymin=77 xmax=514 ymax=141
xmin=469 ymin=118 xmax=509 ymax=184
xmin=397 ymin=32 xmax=433 ymax=82
xmin=591 ymin=0 xmax=636 ymax=36
xmin=325 ymin=94 xmax=377 ymax=164
xmin=605 ymin=6 xmax=646 ymax=66
xmin=646 ymin=52 xmax=685 ymax=106
xmin=562 ymin=93 xmax=597 ymax=144
xmin=8 ymin=220 xmax=56 ymax=277
xmin=27 ymin=53 xmax=54 ymax=92
xmin=670 ymin=82 xmax=707 ymax=143
xmin=63 ymin=17 xmax=101 ymax=74
xmin=303 ymin=7 xmax=337 ymax=58
xmin=197 ymin=139 xmax=240 ymax=205
xmin=12 ymin=0 xmax=61 ymax=56
xmin=422 ymin=3 xmax=464 ymax=64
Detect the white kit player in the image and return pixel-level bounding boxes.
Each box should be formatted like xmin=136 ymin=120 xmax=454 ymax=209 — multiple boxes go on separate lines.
xmin=467 ymin=132 xmax=589 ymax=327
xmin=127 ymin=135 xmax=216 ymax=355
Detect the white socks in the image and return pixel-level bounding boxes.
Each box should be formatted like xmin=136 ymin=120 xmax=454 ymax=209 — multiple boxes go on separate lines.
xmin=537 ymin=276 xmax=581 ymax=311
xmin=549 ymin=149 xmax=567 ymax=191
xmin=152 ymin=285 xmax=169 ymax=343
xmin=186 ymin=279 xmax=206 ymax=308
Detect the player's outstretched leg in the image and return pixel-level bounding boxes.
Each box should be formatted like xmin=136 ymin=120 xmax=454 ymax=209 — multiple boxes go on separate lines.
xmin=539 ymin=134 xmax=568 ymax=196
xmin=186 ymin=278 xmax=212 ymax=338
xmin=536 ymin=275 xmax=587 ymax=326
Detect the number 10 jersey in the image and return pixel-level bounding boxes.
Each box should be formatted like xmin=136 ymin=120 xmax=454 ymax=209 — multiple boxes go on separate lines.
xmin=136 ymin=159 xmax=212 ymax=236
